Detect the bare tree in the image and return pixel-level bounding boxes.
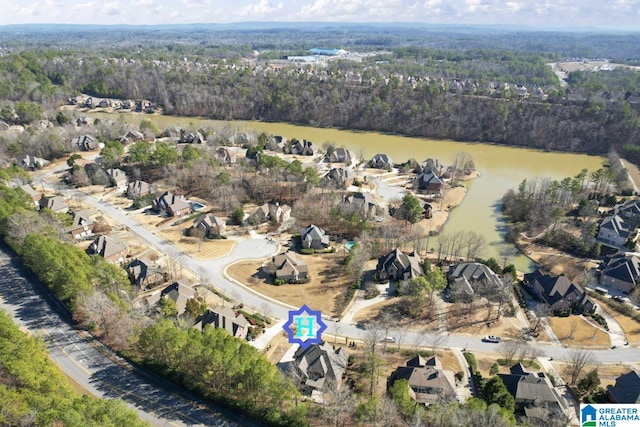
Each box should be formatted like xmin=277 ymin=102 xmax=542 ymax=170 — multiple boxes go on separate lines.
xmin=499 ymin=246 xmax=518 ymax=270
xmin=567 ymin=318 xmax=579 ymax=340
xmin=426 ymin=329 xmax=449 ymax=355
xmin=322 ymin=385 xmax=354 ymax=427
xmin=498 ymin=340 xmax=521 ymax=364
xmin=564 ymin=348 xmax=595 ymax=385
xmin=75 ymin=290 xmax=118 ymax=339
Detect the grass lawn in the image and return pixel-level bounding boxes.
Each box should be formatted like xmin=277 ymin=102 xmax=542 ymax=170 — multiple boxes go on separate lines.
xmin=599 ymin=304 xmax=640 ymax=346
xmin=446 ymin=302 xmax=521 ymax=339
xmin=227 ymin=252 xmax=352 ymax=317
xmin=546 ymin=315 xmax=610 ymax=348
xmin=158 ymin=226 xmax=236 ymax=259
xmin=552 ymin=361 xmax=631 ymax=388
xmin=474 ymin=352 xmax=540 ymax=378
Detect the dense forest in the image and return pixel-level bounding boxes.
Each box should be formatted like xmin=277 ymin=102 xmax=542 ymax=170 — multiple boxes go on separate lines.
xmin=0 ymin=310 xmax=149 ymax=426
xmin=0 ymin=25 xmax=639 ymax=162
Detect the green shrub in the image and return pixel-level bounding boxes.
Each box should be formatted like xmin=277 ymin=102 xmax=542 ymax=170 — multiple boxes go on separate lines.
xmin=299 ymin=248 xmax=314 ymax=255
xmin=464 ymin=352 xmax=478 ymax=375
xmin=274 ymin=279 xmax=286 ymax=286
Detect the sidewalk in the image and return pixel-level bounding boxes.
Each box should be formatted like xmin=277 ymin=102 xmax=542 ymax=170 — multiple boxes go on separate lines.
xmin=341 ymin=283 xmax=394 ymax=324
xmin=596 ymin=307 xmax=627 ymax=347
xmin=250 ymin=319 xmax=286 ymax=351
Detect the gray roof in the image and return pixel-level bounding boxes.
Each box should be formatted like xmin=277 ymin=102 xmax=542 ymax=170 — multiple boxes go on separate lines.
xmin=377 ymin=248 xmax=423 ymax=280
xmin=393 ymin=356 xmax=456 ymax=404
xmin=448 ymin=262 xmax=502 ymax=294
xmin=608 ymin=371 xmax=640 ymax=403
xmin=601 ymin=252 xmax=640 ymax=286
xmin=293 ymin=342 xmax=349 ymax=392
xmin=39 ymin=196 xmax=68 ymax=212
xmin=88 ymin=235 xmax=128 ymax=260
xmin=499 ymin=365 xmax=565 ymax=409
xmin=523 ymin=270 xmax=585 ymax=307
xmin=301 ymin=224 xmax=329 ymax=245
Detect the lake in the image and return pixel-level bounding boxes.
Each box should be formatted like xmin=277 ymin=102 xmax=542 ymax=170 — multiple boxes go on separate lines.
xmin=86 ymin=112 xmax=606 ymax=270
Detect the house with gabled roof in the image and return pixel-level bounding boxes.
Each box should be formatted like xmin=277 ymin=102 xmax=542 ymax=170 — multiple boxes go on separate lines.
xmin=194 ymin=306 xmax=251 ymax=339
xmin=126 ymin=180 xmax=152 ymax=198
xmin=416 ymin=171 xmax=443 ymax=195
xmin=597 ymin=214 xmax=637 ymax=249
xmin=180 ymin=130 xmax=204 ymax=144
xmin=19 ymin=184 xmax=41 ymax=207
xmin=73 ymin=134 xmax=99 ymax=151
xmin=273 ymin=251 xmax=309 ymax=282
xmin=126 ymin=258 xmax=164 ymax=289
xmin=339 ymin=192 xmax=378 ymax=218
xmin=69 ymin=209 xmax=94 ymax=240
xmin=192 ymin=213 xmax=226 ymax=238
xmin=153 ymin=191 xmax=191 ymax=217
xmin=610 ymin=199 xmax=640 ymax=224
xmin=248 ymin=202 xmax=291 ymax=226
xmin=388 ymin=355 xmax=457 ymax=405
xmin=369 ymin=153 xmax=393 ymax=169
xmin=376 ymin=248 xmax=422 ymax=282
xmin=106 ymin=168 xmax=128 ymax=190
xmin=293 ymin=342 xmax=349 ymax=394
xmin=146 ymin=280 xmax=197 ymax=316
xmin=328 ymin=148 xmax=357 ymax=167
xmin=415 ymin=158 xmax=447 ymax=177
xmin=120 ymin=129 xmax=144 ymax=145
xmin=290 ymin=139 xmax=315 ymax=156
xmin=607 ymin=370 xmax=640 ymax=403
xmin=447 ymin=262 xmax=502 ymax=296
xmin=599 ymin=252 xmax=640 ymax=294
xmin=20 ymin=155 xmax=49 ymax=169
xmin=300 ymin=224 xmax=330 ymax=250
xmin=265 ymin=135 xmax=287 ymax=151
xmin=498 ymin=363 xmax=568 ymax=414
xmin=523 ymin=270 xmax=596 ymax=313
xmin=39 ymin=195 xmax=69 ymax=214
xmin=321 ymin=168 xmax=349 ymax=189
xmin=87 ymin=235 xmax=129 ymax=264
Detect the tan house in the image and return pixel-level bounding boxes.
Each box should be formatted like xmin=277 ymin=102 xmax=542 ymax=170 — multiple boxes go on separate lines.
xmin=447 ymin=262 xmax=502 ymax=296
xmin=293 ymin=342 xmax=349 ymax=394
xmin=192 ymin=214 xmax=226 ymax=238
xmin=120 ymin=129 xmax=144 ymax=145
xmin=106 ymin=168 xmax=128 ymax=190
xmin=87 ymin=235 xmax=129 ymax=264
xmin=273 ymin=251 xmax=309 ymax=282
xmin=499 ymin=363 xmax=568 ymax=414
xmin=69 ymin=209 xmax=94 ymax=240
xmin=19 ymin=184 xmax=42 ymax=207
xmin=126 ymin=180 xmax=152 ymax=198
xmin=194 ymin=306 xmax=251 ymax=339
xmin=39 ymin=196 xmax=69 ymax=214
xmin=72 ymin=134 xmax=99 ymax=151
xmin=146 ymin=281 xmax=197 ymax=315
xmin=153 ymin=191 xmax=192 ymax=217
xmin=248 ymin=202 xmax=291 ymax=225
xmin=389 ymin=356 xmax=457 ymax=405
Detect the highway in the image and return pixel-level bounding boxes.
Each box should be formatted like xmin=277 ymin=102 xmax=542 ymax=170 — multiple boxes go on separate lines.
xmin=0 ymin=245 xmax=259 ymax=427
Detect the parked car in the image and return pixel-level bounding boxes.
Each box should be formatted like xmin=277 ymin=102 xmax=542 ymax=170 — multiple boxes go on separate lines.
xmin=612 ymin=295 xmax=625 ymax=303
xmin=383 ymin=336 xmax=397 ymax=343
xmin=482 ymin=335 xmax=501 ymax=343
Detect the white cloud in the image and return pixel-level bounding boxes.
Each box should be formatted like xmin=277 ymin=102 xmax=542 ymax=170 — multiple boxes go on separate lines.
xmin=237 ymin=0 xmax=285 ymax=17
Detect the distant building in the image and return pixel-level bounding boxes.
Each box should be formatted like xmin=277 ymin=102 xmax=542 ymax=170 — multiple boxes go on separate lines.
xmin=599 ymin=252 xmax=640 ymax=294
xmin=194 ymin=306 xmax=251 ymax=339
xmin=300 ymin=224 xmax=330 ymax=250
xmin=39 ymin=196 xmax=68 ymax=214
xmin=309 ymin=48 xmax=348 ymax=56
xmin=369 ymin=153 xmax=393 ymax=169
xmin=153 ymin=191 xmax=191 ymax=217
xmin=376 ymin=249 xmax=422 ymax=282
xmin=388 ymin=356 xmax=457 ymax=405
xmin=273 ymin=251 xmax=309 ymax=282
xmin=69 ymin=209 xmax=94 ymax=240
xmin=447 ymin=262 xmax=502 ymax=296
xmin=87 ymin=235 xmax=129 ymax=264
xmin=292 ymin=342 xmax=349 ymax=394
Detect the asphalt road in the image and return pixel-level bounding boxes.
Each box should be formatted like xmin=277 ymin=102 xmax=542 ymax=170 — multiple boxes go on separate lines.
xmin=0 ymin=245 xmax=258 ymax=427
xmin=72 ymin=189 xmax=640 ymax=365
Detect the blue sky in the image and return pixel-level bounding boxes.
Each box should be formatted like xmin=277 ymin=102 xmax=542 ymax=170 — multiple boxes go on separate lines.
xmin=1 ymin=0 xmax=639 ymax=29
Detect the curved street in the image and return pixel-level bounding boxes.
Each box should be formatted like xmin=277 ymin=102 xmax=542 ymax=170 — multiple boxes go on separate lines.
xmin=74 ymin=188 xmax=640 ymax=365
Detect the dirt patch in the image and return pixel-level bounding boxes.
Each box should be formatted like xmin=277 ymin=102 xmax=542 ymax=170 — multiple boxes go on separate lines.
xmin=446 ymin=302 xmax=521 ymax=338
xmin=227 ymin=252 xmax=352 ymax=316
xmin=547 ymin=315 xmax=610 ymax=348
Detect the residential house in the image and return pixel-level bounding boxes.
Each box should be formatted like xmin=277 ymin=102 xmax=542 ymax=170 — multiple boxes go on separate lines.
xmin=515 ymin=85 xmax=530 ymax=98
xmin=73 ymin=134 xmax=99 ymax=151
xmin=87 ymin=235 xmax=129 ymax=264
xmin=19 ymin=184 xmax=41 ymax=207
xmin=69 ymin=209 xmax=94 ymax=240
xmin=321 ymin=168 xmax=349 ymax=189
xmin=162 ymin=125 xmax=182 ymax=139
xmin=290 ymin=139 xmax=315 ymax=156
xmin=194 ymin=306 xmax=251 ymax=339
xmin=248 ymin=202 xmax=291 ymax=225
xmin=266 ymin=135 xmax=287 ymax=151
xmin=597 ymin=214 xmax=637 ymax=249
xmin=369 ymin=153 xmax=393 ymax=169
xmin=523 ymin=270 xmax=596 ymax=313
xmin=610 ymin=199 xmax=640 ymax=224
xmin=447 ymin=262 xmax=502 ymax=296
xmin=599 ymin=252 xmax=640 ymax=294
xmin=416 ymin=158 xmax=447 ymax=177
xmin=216 ymin=147 xmax=237 ymax=164
xmin=192 ymin=214 xmax=226 ymax=238
xmin=39 ymin=196 xmax=69 ymax=214
xmin=83 ymin=97 xmax=96 ymax=108
xmin=126 ymin=180 xmax=152 ymax=198
xmin=180 ymin=130 xmax=204 ymax=144
xmin=146 ymin=281 xmax=197 ymax=316
xmin=106 ymin=168 xmax=128 ymax=190
xmin=607 ymin=371 xmax=640 ymax=403
xmin=292 ymin=342 xmax=349 ymax=394
xmin=126 ymin=258 xmax=164 ymax=289
xmin=153 ymin=192 xmax=192 ymax=217
xmin=416 ymin=171 xmax=443 ymax=195
xmin=300 ymin=224 xmax=330 ymax=250
xmin=98 ymin=99 xmax=112 ymax=108
xmin=498 ymin=363 xmax=568 ymax=414
xmin=120 ymin=99 xmax=134 ymax=110
xmin=388 ymin=356 xmax=457 ymax=405
xmin=328 ymin=148 xmax=357 ymax=167
xmin=120 ymin=129 xmax=145 ymax=145
xmin=339 ymin=192 xmax=378 ymax=218
xmin=20 ymin=155 xmax=49 ymax=169
xmin=376 ymin=248 xmax=423 ymax=282
xmin=273 ymin=251 xmax=309 ymax=282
